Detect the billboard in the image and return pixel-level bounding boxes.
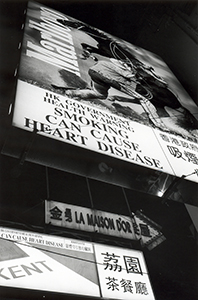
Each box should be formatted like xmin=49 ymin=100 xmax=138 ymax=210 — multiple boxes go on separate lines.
xmin=0 ymin=227 xmax=100 ymax=297
xmin=0 ymin=227 xmax=155 ymax=299
xmin=10 ymin=2 xmax=198 ymax=182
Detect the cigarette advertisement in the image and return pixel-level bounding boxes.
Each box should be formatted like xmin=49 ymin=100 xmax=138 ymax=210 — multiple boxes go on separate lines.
xmin=11 ymin=2 xmax=198 ymax=182
xmin=0 ymin=227 xmax=155 ymax=299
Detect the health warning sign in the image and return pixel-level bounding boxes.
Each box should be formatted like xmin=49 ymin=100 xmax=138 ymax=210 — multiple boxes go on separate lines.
xmin=13 ymin=80 xmax=174 ymax=175
xmin=11 ymin=1 xmax=198 ymax=182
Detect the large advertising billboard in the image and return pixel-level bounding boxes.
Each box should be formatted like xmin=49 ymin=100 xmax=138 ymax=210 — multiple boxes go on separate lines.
xmin=10 ymin=2 xmax=198 ymax=182
xmin=0 ymin=227 xmax=99 ymax=297
xmin=0 ymin=227 xmax=155 ymax=299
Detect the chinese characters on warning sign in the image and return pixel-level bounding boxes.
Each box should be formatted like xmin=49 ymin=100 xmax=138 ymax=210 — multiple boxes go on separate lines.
xmin=156 ymin=132 xmax=198 ymax=180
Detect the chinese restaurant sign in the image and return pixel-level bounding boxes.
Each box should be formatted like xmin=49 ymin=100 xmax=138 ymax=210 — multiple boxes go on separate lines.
xmin=133 ymin=210 xmax=166 ymax=250
xmin=0 ymin=227 xmax=155 ymax=299
xmin=95 ymin=243 xmax=155 ymax=299
xmin=45 ymin=200 xmax=136 ymax=240
xmin=11 ymin=2 xmax=198 ymax=182
xmin=45 ymin=200 xmax=165 ymax=249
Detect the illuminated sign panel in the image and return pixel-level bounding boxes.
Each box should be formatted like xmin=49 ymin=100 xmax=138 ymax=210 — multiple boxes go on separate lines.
xmin=0 ymin=227 xmax=99 ymax=297
xmin=13 ymin=80 xmax=174 ymax=175
xmin=0 ymin=227 xmax=155 ymax=299
xmin=95 ymin=243 xmax=155 ymax=299
xmin=11 ymin=2 xmax=198 ymax=182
